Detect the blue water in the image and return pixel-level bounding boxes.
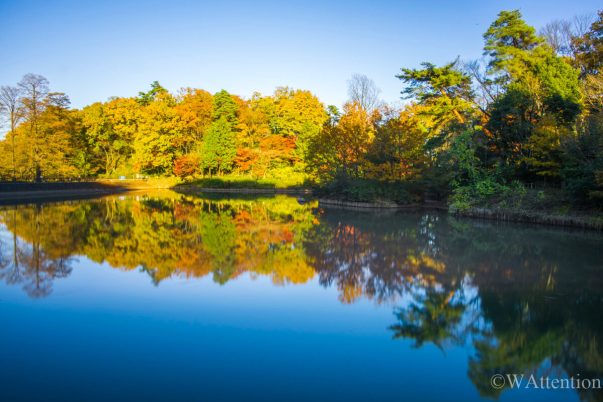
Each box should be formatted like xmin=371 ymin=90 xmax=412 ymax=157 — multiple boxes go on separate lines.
xmin=0 ymin=193 xmax=600 ymax=401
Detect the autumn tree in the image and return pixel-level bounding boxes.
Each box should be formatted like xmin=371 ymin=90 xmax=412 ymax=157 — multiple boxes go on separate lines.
xmin=233 ymin=94 xmax=271 ymax=175
xmin=18 ymin=74 xmax=49 ymax=181
xmin=36 ymin=93 xmax=82 ymax=179
xmin=0 ymin=85 xmax=23 ymax=180
xmin=236 ymin=94 xmax=271 ymax=149
xmin=308 ymin=102 xmax=374 ymax=179
xmin=174 ymin=88 xmax=213 ymax=152
xmin=133 ymin=91 xmax=182 ymax=175
xmin=80 ymin=97 xmax=138 ymax=176
xmin=572 ymin=11 xmax=603 ymax=76
xmin=261 ymin=88 xmax=327 ymax=169
xmin=368 ymin=104 xmax=431 ymax=180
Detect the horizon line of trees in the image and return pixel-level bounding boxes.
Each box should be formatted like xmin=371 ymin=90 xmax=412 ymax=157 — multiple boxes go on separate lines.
xmin=0 ymin=77 xmax=329 ymax=182
xmin=1 ymin=9 xmax=602 ymax=206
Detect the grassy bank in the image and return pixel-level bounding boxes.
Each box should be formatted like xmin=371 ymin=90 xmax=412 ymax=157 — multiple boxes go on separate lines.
xmin=312 ymin=178 xmax=603 ymax=230
xmin=312 ymin=178 xmax=424 ymax=205
xmin=183 ymin=173 xmax=307 ymax=189
xmin=448 ymin=186 xmax=603 ymax=230
xmin=2 ymin=177 xmax=602 ymax=230
xmin=451 ymin=206 xmax=603 ymax=230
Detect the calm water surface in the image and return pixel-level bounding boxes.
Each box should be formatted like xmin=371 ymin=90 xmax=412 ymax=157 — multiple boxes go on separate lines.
xmin=0 ymin=191 xmax=601 ymax=402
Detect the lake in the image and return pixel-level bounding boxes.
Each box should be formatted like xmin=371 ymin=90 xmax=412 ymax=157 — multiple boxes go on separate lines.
xmin=0 ymin=191 xmax=601 ymax=402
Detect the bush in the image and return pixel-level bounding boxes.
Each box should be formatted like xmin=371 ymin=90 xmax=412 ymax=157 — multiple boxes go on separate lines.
xmin=560 ymin=115 xmax=603 ymax=206
xmin=450 ymin=177 xmax=527 ymax=211
xmin=173 ymin=154 xmax=201 ymax=178
xmin=314 ymin=176 xmax=423 ymax=204
xmin=188 ymin=171 xmax=307 ymax=189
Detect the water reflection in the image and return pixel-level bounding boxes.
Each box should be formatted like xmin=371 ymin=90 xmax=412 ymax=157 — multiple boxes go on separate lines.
xmin=305 ymin=208 xmax=603 ymax=401
xmin=0 ymin=192 xmax=602 ymax=401
xmin=0 ymin=192 xmax=317 ymax=292
xmin=0 ymin=206 xmax=74 ymax=297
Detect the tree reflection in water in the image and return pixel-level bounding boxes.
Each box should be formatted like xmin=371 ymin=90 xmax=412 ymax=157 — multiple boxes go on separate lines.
xmin=0 ymin=206 xmax=74 ymax=297
xmin=305 ymin=208 xmax=603 ymax=401
xmin=0 ymin=192 xmax=318 ymax=290
xmin=0 ymin=193 xmax=601 ymax=400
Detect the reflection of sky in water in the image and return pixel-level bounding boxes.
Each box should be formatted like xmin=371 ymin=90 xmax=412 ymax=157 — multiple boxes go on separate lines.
xmin=1 ymin=259 xmax=479 ymax=402
xmin=0 ymin=195 xmax=600 ymax=402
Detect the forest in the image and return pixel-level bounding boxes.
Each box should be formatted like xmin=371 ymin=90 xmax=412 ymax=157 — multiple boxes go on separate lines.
xmin=1 ymin=10 xmax=602 ymax=211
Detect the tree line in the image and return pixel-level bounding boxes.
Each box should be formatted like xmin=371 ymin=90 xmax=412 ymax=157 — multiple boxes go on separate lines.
xmin=1 ymin=9 xmax=602 ymax=207
xmin=0 ymin=77 xmax=327 ymax=183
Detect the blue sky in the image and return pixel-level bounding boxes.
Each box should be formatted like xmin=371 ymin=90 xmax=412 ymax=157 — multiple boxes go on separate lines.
xmin=0 ymin=0 xmax=600 ymax=109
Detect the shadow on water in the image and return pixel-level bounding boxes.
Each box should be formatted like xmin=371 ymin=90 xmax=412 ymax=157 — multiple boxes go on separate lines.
xmin=308 ymin=209 xmax=603 ymax=401
xmin=0 ymin=181 xmax=134 ymax=205
xmin=0 ymin=192 xmax=602 ymax=401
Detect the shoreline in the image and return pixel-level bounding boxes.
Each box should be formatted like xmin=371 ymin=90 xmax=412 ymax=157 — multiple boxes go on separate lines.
xmin=173 ymin=184 xmax=311 ymax=195
xmin=0 ymin=180 xmax=171 ymax=205
xmin=452 ymin=207 xmax=603 ymax=231
xmin=1 ymin=184 xmax=601 ymax=231
xmin=0 ymin=188 xmax=137 ymax=205
xmin=318 ymin=198 xmax=426 ymax=210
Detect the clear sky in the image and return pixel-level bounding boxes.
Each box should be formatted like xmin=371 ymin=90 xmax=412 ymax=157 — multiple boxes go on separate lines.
xmin=0 ymin=0 xmax=601 ymax=109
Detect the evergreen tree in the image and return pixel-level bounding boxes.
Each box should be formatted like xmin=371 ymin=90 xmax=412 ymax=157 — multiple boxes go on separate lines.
xmin=200 ymin=117 xmax=237 ymax=175
xmin=211 ymin=89 xmax=238 ymax=125
xmin=483 ymin=9 xmax=543 ymax=82
xmin=397 ymin=60 xmax=475 ymax=129
xmin=137 ymin=81 xmax=168 ymax=106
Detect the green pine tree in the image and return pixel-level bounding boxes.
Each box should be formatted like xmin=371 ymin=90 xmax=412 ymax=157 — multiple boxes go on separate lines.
xmin=200 ymin=117 xmax=237 ymax=175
